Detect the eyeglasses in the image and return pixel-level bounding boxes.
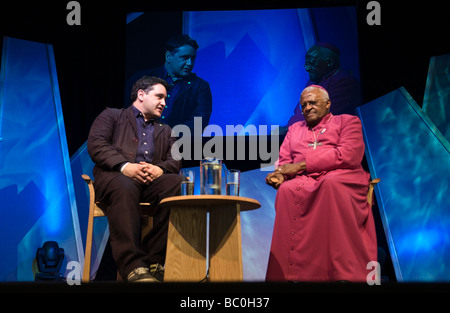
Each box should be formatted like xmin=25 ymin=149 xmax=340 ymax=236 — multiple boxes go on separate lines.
xmin=300 ymin=99 xmax=328 ymax=110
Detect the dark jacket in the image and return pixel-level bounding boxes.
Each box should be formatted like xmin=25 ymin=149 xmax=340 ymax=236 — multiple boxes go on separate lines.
xmin=87 ymin=105 xmax=181 ymax=196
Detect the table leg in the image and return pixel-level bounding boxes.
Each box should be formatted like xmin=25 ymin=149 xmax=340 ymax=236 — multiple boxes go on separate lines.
xmin=164 ymin=206 xmax=207 ymax=281
xmin=209 ymin=203 xmax=243 ymax=281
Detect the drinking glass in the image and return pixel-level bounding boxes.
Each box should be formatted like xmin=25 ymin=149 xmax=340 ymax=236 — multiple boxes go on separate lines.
xmin=180 ymin=168 xmax=195 ymax=195
xmin=226 ymin=169 xmax=240 ymax=196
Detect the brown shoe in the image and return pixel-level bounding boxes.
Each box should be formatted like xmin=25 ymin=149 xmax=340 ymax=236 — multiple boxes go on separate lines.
xmin=149 ymin=263 xmax=165 ymax=282
xmin=127 ymin=267 xmax=159 ymax=283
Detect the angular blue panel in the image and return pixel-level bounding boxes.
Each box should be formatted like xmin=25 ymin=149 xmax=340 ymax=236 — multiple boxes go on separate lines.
xmin=357 ymin=87 xmax=450 ymax=282
xmin=70 ymin=141 xmax=95 ymax=249
xmin=239 ymin=167 xmax=276 ymax=281
xmin=69 ymin=143 xmax=112 ymax=278
xmin=0 ymin=37 xmax=82 ymax=281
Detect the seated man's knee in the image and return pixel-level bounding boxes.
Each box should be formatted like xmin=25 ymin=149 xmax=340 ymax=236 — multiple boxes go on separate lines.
xmin=320 ymin=173 xmax=344 ymax=191
xmin=108 ymin=175 xmax=141 ymax=201
xmin=277 ymin=179 xmax=296 ymax=194
xmin=156 ymin=173 xmax=182 ymax=196
xmin=166 ymin=173 xmax=182 ymax=195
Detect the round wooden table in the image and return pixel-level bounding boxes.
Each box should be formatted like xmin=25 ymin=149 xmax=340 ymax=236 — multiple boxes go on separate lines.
xmin=160 ymin=195 xmax=261 ymax=282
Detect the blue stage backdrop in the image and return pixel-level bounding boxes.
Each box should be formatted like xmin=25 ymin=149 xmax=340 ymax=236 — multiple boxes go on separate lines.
xmin=358 ymin=87 xmax=450 ymax=282
xmin=0 ymin=37 xmax=83 ymax=281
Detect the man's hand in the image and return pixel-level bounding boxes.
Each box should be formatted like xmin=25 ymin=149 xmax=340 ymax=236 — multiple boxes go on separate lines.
xmin=265 ymin=172 xmax=285 ymax=190
xmin=122 ymin=162 xmax=151 ymax=184
xmin=122 ymin=162 xmax=164 ymax=185
xmin=276 ymin=162 xmax=306 ymax=176
xmin=265 ymin=162 xmax=306 ymax=190
xmin=140 ymin=162 xmax=164 ymax=183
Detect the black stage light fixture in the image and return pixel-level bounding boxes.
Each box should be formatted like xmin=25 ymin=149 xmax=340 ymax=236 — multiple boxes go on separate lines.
xmin=35 ymin=241 xmax=65 ymax=281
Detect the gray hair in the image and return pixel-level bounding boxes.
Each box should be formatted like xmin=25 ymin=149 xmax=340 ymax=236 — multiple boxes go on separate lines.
xmin=302 ymin=85 xmax=330 ymax=101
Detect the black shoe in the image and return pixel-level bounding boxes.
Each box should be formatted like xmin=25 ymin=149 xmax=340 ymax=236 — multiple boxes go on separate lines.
xmin=127 ymin=267 xmax=159 ymax=283
xmin=149 ymin=263 xmax=165 ymax=282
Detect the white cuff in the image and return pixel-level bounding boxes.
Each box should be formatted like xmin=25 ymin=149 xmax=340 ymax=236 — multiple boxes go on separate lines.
xmin=120 ymin=162 xmax=130 ymax=173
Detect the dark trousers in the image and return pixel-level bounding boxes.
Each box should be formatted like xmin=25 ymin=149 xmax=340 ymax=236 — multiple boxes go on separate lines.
xmin=96 ymin=173 xmax=181 ymax=279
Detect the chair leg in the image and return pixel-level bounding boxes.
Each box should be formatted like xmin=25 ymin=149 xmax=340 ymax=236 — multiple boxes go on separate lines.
xmin=367 ymin=178 xmax=380 ymax=206
xmin=82 ymin=204 xmax=95 ymax=283
xmin=141 ymin=215 xmax=154 ymax=241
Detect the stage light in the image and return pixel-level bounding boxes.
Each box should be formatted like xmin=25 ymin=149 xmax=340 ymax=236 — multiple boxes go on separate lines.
xmin=34 ymin=241 xmax=65 ymax=281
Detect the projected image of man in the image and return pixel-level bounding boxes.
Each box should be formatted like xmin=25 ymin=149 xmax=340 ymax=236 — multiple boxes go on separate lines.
xmin=148 ymin=34 xmax=212 ymax=131
xmin=278 ymin=42 xmax=361 ymax=134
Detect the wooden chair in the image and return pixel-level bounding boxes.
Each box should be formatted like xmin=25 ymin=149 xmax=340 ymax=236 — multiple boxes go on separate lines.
xmin=270 ymin=176 xmax=380 ymax=205
xmin=367 ymin=178 xmax=380 ymax=206
xmin=81 ymin=174 xmax=156 ymax=283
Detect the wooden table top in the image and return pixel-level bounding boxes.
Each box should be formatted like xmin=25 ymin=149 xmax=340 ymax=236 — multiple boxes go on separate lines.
xmin=160 ymin=195 xmax=261 ymax=212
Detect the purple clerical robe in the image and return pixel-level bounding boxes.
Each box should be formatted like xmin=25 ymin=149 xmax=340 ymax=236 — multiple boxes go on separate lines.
xmin=266 ymin=113 xmax=377 ymax=282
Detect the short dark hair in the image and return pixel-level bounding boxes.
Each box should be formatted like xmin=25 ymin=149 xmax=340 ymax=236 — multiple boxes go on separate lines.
xmin=165 ymin=34 xmax=199 ymax=53
xmin=130 ymin=76 xmax=169 ymax=102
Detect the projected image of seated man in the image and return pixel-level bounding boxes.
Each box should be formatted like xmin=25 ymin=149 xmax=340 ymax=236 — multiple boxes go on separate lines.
xmin=265 ymin=85 xmax=377 ymax=282
xmin=146 ymin=34 xmax=212 ymax=132
xmin=279 ymin=42 xmax=361 ymax=135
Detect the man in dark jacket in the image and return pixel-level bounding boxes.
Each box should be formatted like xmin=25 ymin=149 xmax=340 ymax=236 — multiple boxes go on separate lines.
xmin=87 ymin=76 xmax=182 ymax=282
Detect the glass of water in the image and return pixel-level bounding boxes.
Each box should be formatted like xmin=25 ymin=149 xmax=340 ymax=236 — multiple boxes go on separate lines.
xmin=200 ymin=158 xmax=222 ymax=195
xmin=226 ymin=169 xmax=240 ymax=196
xmin=180 ymin=168 xmax=195 ymax=195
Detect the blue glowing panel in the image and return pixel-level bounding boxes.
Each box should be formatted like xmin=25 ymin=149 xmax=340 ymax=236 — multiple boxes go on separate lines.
xmin=0 ymin=37 xmax=82 ymax=281
xmin=70 ymin=142 xmax=111 ymax=278
xmin=185 ymin=9 xmax=311 ymax=131
xmin=240 ymin=167 xmax=276 ymax=281
xmin=423 ymin=53 xmax=450 ymax=147
xmin=70 ymin=142 xmax=95 ymax=249
xmin=358 ymin=88 xmax=450 ymax=282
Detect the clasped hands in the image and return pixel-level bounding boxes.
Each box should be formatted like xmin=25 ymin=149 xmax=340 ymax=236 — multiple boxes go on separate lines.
xmin=122 ymin=162 xmax=163 ymax=185
xmin=265 ymin=162 xmax=306 ymax=190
